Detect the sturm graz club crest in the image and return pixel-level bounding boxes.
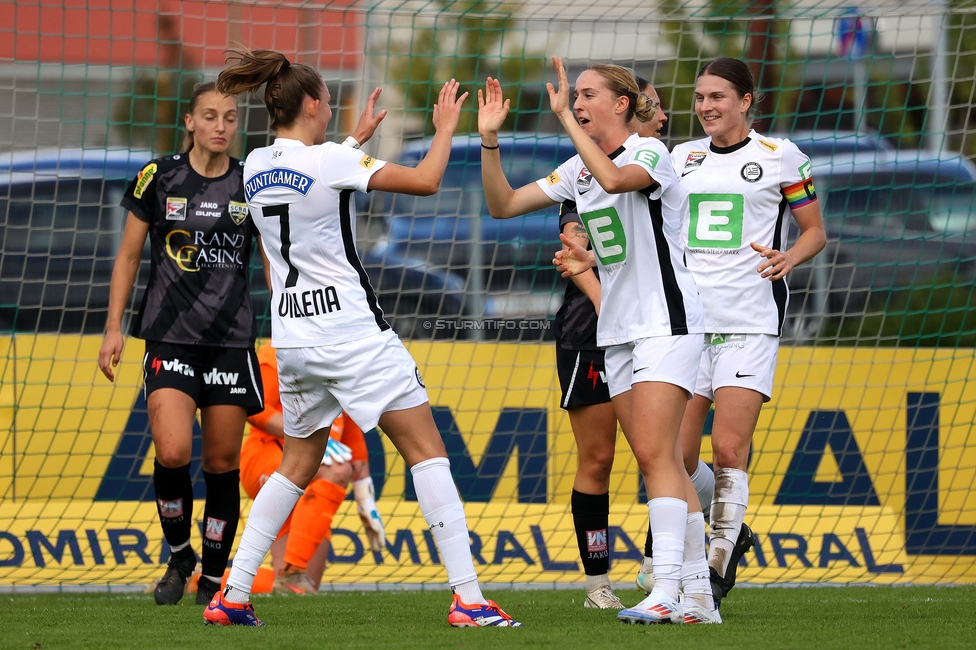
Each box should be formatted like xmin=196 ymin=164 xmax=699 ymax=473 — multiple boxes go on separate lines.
xmin=415 ymin=367 xmax=426 ymax=388
xmin=740 ymin=162 xmax=763 ymax=182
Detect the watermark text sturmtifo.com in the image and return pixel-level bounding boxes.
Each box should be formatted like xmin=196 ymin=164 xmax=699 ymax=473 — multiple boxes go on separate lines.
xmin=423 ymin=319 xmax=552 ymax=331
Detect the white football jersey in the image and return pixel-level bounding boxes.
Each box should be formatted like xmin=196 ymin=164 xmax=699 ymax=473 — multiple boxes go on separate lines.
xmin=671 ymin=130 xmax=815 ymax=335
xmin=538 ymin=134 xmax=704 ymax=347
xmin=244 ymin=138 xmax=388 ymax=347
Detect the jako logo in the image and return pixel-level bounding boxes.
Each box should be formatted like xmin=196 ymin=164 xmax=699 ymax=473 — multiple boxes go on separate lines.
xmin=204 ymin=517 xmax=227 ymax=542
xmin=159 ymin=359 xmax=194 ymax=377
xmin=203 ymin=370 xmax=238 ymax=386
xmin=586 ymin=529 xmax=608 ymax=553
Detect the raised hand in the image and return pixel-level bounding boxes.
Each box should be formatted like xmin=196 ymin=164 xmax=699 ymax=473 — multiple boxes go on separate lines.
xmin=554 ymin=232 xmax=596 ymax=277
xmin=431 ymin=79 xmax=469 ymax=135
xmin=478 ymin=77 xmax=510 ymax=138
xmin=351 ymin=87 xmax=388 ymax=145
xmin=546 ymin=56 xmax=573 ymax=120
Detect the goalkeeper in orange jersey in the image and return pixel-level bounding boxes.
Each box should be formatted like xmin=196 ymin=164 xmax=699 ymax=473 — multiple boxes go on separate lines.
xmin=240 ymin=342 xmax=385 ymax=595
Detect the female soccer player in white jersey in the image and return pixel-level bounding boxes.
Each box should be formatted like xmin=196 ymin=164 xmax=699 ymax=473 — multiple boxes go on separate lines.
xmin=670 ymin=58 xmax=826 ymax=608
xmin=204 ymin=48 xmax=521 ymax=628
xmin=481 ymin=57 xmax=718 ymax=625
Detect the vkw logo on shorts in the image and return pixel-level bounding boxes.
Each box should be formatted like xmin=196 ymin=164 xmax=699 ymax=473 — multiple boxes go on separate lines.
xmin=205 ymin=517 xmax=228 ymax=542
xmin=740 ymin=162 xmax=763 ymax=182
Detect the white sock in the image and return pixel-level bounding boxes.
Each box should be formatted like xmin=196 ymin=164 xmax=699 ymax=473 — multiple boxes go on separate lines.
xmin=681 ymin=511 xmax=713 ymax=609
xmin=647 ymin=497 xmax=686 ymax=601
xmin=709 ymin=467 xmax=749 ymax=576
xmin=585 ymin=573 xmax=610 ymax=592
xmin=690 ymin=460 xmax=715 ymax=522
xmin=224 ymin=472 xmax=304 ymax=603
xmin=411 ymin=457 xmax=485 ymax=605
xmin=353 ymin=476 xmax=378 ymax=515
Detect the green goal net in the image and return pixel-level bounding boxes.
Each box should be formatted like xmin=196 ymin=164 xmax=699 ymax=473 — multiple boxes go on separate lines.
xmin=1 ymin=0 xmax=975 ymax=590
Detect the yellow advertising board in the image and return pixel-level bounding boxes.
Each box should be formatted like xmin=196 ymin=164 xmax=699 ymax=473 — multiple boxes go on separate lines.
xmin=1 ymin=336 xmax=975 ymax=587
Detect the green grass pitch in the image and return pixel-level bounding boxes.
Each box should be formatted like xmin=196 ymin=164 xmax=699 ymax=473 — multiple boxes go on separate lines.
xmin=1 ymin=586 xmax=974 ymax=649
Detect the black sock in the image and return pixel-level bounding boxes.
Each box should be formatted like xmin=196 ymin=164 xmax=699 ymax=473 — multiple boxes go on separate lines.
xmin=201 ymin=469 xmax=241 ymax=580
xmin=153 ymin=459 xmax=193 ymax=549
xmin=644 ymin=521 xmax=653 ymax=557
xmin=571 ymin=489 xmax=610 ymax=576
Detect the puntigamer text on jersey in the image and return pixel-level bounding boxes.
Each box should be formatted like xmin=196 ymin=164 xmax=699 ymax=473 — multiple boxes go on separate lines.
xmin=244 ymin=168 xmax=315 ymax=201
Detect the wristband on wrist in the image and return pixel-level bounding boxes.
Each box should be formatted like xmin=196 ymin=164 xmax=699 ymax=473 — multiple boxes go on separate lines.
xmin=481 ymin=142 xmax=500 ymax=150
xmin=342 ymin=136 xmax=362 ymax=149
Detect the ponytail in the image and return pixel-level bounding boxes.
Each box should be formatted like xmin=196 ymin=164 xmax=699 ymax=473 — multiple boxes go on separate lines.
xmin=216 ymin=47 xmax=324 ymax=130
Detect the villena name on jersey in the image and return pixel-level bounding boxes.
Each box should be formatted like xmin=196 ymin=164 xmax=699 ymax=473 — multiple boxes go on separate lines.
xmin=278 ymin=286 xmax=342 ymax=318
xmin=244 ymin=168 xmax=315 ymax=201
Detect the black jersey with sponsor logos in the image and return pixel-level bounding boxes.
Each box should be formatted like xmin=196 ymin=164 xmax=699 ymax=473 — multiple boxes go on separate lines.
xmin=121 ymin=154 xmax=256 ymax=346
xmin=552 ymin=201 xmax=600 ymax=350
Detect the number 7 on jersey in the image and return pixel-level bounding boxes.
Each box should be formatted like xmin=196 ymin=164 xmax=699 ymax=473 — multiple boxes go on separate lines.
xmin=262 ymin=204 xmax=300 ymax=288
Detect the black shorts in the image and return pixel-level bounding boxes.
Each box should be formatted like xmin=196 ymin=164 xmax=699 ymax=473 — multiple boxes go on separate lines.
xmin=142 ymin=341 xmax=264 ymax=415
xmin=556 ymin=345 xmax=611 ymax=410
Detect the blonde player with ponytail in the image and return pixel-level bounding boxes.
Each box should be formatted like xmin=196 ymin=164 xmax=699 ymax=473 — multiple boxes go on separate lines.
xmin=482 ymin=57 xmax=720 ymax=624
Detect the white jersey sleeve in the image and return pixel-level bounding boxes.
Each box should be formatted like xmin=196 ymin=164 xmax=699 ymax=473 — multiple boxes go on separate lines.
xmin=778 ymin=139 xmax=813 ymax=187
xmin=319 ymin=143 xmax=387 ymax=193
xmin=624 ymin=137 xmax=674 ymax=199
xmin=536 ymin=156 xmax=581 ymax=204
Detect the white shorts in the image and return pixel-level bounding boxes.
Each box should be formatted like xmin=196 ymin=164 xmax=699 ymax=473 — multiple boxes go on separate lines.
xmin=695 ymin=333 xmax=779 ymax=402
xmin=604 ymin=334 xmax=705 ymax=399
xmin=275 ymin=329 xmax=429 ymax=438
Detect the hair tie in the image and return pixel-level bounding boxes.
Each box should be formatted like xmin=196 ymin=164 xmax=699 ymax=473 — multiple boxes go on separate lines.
xmin=281 ymin=57 xmax=291 ymax=71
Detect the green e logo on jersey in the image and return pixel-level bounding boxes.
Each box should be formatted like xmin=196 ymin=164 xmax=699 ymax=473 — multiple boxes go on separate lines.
xmin=798 ymin=161 xmax=812 ymax=180
xmin=688 ymin=193 xmax=744 ymax=249
xmin=580 ymin=207 xmax=627 ymax=264
xmin=634 ymin=149 xmax=660 ymax=170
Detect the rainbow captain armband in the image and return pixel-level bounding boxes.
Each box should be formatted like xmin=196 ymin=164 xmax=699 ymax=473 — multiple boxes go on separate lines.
xmin=783 ymin=178 xmax=818 ymax=210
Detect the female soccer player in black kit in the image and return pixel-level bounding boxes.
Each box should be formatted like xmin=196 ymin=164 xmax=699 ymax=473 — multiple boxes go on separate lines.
xmin=98 ymin=82 xmax=263 ymax=606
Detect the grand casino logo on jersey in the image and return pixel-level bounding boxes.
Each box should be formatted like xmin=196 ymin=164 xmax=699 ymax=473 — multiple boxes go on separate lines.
xmin=164 ymin=230 xmax=247 ymax=272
